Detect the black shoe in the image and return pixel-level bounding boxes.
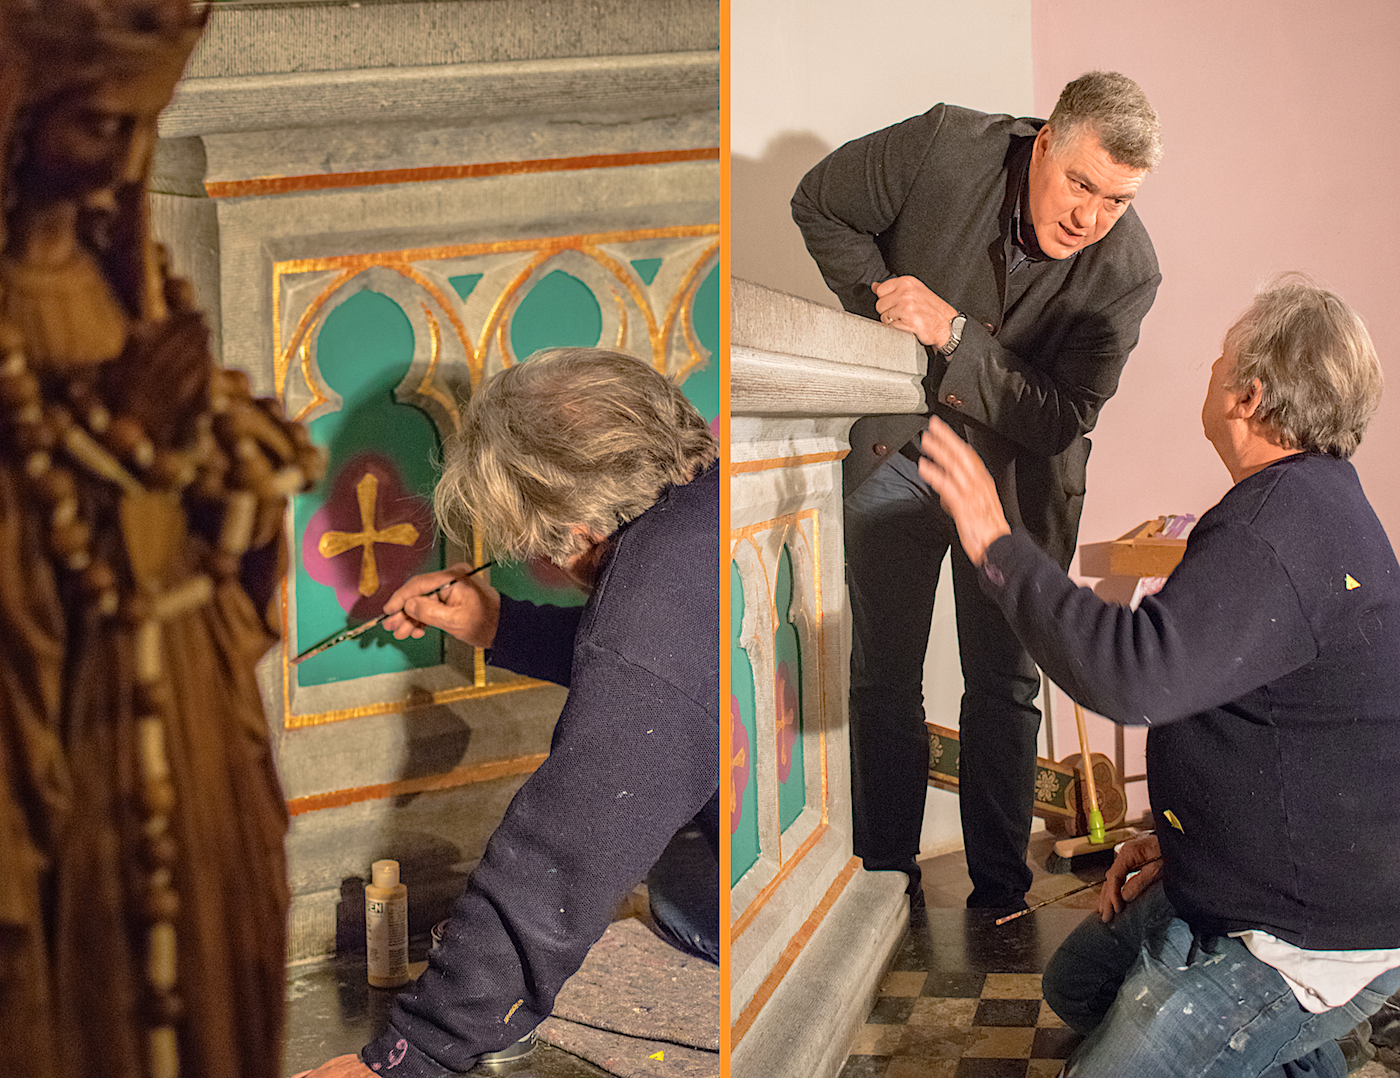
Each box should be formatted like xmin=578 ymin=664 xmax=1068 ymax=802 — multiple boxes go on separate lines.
xmin=966 ymin=895 xmax=1028 ymax=917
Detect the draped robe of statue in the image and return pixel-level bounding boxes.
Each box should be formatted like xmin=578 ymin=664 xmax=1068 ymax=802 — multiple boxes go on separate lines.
xmin=0 ymin=3 xmax=320 ymax=1076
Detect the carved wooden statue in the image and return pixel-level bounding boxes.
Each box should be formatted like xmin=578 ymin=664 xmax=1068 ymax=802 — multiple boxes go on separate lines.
xmin=0 ymin=1 xmax=321 ymax=1075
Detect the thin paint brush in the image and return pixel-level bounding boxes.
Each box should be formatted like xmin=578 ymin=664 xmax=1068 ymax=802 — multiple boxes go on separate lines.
xmin=995 ymin=857 xmax=1161 ymax=925
xmin=292 ymin=561 xmax=495 ymax=665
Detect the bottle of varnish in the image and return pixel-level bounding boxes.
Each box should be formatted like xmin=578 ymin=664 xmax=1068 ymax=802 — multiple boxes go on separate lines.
xmin=366 ymin=859 xmax=410 ymax=987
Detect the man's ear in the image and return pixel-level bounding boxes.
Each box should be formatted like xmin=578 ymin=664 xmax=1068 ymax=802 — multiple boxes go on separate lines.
xmin=567 ymin=524 xmax=608 ymax=549
xmin=1032 ymin=125 xmax=1052 ymax=163
xmin=1233 ymin=378 xmax=1265 ymax=420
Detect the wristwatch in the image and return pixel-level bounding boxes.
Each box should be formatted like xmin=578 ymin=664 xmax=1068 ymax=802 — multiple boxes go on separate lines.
xmin=937 ymin=313 xmax=966 ymax=357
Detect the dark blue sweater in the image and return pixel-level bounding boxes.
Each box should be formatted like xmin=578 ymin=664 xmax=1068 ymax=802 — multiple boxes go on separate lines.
xmin=982 ymin=453 xmax=1400 ymax=949
xmin=362 ymin=464 xmax=719 ymax=1076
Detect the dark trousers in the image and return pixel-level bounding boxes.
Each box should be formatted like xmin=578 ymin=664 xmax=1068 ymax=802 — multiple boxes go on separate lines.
xmin=845 ymin=451 xmax=1041 ymax=907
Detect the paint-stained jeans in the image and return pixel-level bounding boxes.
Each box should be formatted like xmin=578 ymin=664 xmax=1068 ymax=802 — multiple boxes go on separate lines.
xmin=1043 ymin=882 xmax=1400 ymax=1078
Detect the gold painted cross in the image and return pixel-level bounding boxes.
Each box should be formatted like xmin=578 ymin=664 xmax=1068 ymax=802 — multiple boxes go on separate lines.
xmin=775 ymin=698 xmax=796 ymax=771
xmin=318 ymin=472 xmax=419 ymax=596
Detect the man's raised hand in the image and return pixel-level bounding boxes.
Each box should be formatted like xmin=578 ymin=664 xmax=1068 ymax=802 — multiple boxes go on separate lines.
xmin=917 ymin=418 xmax=1011 ymax=565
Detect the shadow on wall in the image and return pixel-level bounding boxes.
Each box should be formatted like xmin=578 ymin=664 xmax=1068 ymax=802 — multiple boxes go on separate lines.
xmin=731 ymin=131 xmax=839 ymax=308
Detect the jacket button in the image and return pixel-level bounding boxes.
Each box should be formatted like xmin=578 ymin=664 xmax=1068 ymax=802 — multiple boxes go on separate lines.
xmin=945 ymin=393 xmax=962 ymax=408
xmin=873 ymin=443 xmax=889 ymax=457
xmin=983 ymin=321 xmax=997 ymax=335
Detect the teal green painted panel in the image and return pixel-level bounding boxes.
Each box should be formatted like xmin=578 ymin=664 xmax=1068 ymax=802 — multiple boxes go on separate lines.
xmin=774 ymin=545 xmax=806 ymax=831
xmin=679 ymin=263 xmax=719 ymax=423
xmin=293 ymin=290 xmax=445 ymax=685
xmin=495 ymin=270 xmax=598 ymax=610
xmin=448 ymin=273 xmax=483 ymax=302
xmin=630 ymin=258 xmax=663 ymax=285
xmin=730 ymin=561 xmax=761 ymax=887
xmin=510 ymin=270 xmax=602 ymax=360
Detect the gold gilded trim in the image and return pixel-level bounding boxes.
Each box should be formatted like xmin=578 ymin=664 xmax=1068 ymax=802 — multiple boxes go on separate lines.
xmin=272 ymin=224 xmax=717 ymax=394
xmin=731 ymin=857 xmax=860 ymax=1041
xmin=286 ymin=752 xmax=550 ymax=816
xmin=397 ymin=264 xmax=481 ymax=393
xmin=413 ymin=304 xmax=461 ymax=423
xmin=283 ymin=677 xmax=550 ymax=731
xmin=491 ymin=250 xmax=565 ymax=366
xmin=275 ymin=267 xmax=356 ymax=402
xmin=274 ymin=225 xmax=719 ymax=278
xmin=729 ymin=450 xmax=848 ymax=474
xmin=663 ymin=242 xmax=720 ymax=383
xmin=609 ymin=285 xmax=628 ymax=350
xmin=729 ymin=507 xmax=819 ymax=544
xmin=206 ymin=147 xmax=721 ymax=200
xmin=582 ymin=245 xmax=663 ymax=361
xmin=730 ymin=818 xmax=831 ymax=942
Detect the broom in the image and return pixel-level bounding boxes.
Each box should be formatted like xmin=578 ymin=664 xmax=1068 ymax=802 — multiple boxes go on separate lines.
xmin=1049 ymin=702 xmax=1139 ymax=864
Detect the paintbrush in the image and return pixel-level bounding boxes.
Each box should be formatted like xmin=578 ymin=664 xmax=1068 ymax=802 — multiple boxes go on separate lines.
xmin=995 ymin=857 xmax=1161 ymax=925
xmin=292 ymin=561 xmax=495 ymax=665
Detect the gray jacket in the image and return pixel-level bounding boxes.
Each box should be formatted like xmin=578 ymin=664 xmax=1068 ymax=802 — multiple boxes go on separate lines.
xmin=793 ymin=103 xmax=1160 ymax=566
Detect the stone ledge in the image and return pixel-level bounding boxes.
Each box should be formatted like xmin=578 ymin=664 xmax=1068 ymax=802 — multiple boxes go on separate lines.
xmin=188 ymin=0 xmax=719 ymax=79
xmin=162 ymin=51 xmax=720 ymax=138
xmin=732 ymin=278 xmax=924 ymax=378
xmin=731 ymin=345 xmax=923 ymax=418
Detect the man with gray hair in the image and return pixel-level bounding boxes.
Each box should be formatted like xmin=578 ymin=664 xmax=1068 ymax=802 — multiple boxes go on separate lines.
xmin=918 ymin=275 xmax=1400 ymax=1076
xmin=296 ymin=347 xmax=719 ymax=1078
xmin=793 ymin=71 xmax=1162 ymax=911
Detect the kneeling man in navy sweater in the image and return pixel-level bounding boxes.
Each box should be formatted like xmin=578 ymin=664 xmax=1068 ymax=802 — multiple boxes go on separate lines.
xmin=917 ymin=274 xmax=1400 ymax=1078
xmin=297 ymin=348 xmax=719 ymax=1078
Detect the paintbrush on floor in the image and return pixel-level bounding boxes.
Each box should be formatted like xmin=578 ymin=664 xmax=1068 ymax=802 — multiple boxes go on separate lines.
xmin=995 ymin=857 xmax=1161 ymax=925
xmin=292 ymin=561 xmax=495 ymax=665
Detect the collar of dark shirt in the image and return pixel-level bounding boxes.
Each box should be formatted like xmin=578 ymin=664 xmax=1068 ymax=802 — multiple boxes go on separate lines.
xmin=1011 ymin=155 xmax=1051 ymax=269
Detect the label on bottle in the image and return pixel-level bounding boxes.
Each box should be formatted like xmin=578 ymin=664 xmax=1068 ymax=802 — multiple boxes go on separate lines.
xmin=366 ymin=895 xmax=408 ymax=978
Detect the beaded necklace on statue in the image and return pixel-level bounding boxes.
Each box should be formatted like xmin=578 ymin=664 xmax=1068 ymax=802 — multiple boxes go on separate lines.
xmin=0 ymin=297 xmax=321 ymax=1078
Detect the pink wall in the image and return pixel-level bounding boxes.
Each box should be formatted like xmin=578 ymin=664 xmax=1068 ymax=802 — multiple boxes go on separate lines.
xmin=1031 ymin=1 xmax=1400 ymax=812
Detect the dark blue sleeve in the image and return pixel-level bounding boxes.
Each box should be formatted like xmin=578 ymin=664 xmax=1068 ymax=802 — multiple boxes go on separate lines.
xmin=981 ymin=525 xmax=1317 ymax=725
xmin=360 ymin=644 xmax=718 ymax=1076
xmin=485 ymin=596 xmax=584 ymax=687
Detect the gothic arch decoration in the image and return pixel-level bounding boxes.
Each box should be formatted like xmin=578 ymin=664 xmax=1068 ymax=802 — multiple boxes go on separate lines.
xmin=728 ymin=510 xmax=826 ymax=897
xmin=274 ymin=225 xmax=719 ymax=727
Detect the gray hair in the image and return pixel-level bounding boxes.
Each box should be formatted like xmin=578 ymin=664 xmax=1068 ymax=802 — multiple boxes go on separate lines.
xmin=1223 ymin=273 xmax=1383 ymax=459
xmin=1047 ymin=71 xmax=1162 ymax=171
xmin=435 ymin=347 xmax=718 ymax=563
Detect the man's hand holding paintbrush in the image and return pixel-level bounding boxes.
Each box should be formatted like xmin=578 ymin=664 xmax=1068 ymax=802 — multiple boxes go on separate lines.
xmin=381 ymin=562 xmax=501 ymax=648
xmin=1096 ymin=832 xmax=1162 ymax=922
xmin=996 ymin=835 xmax=1163 ymax=926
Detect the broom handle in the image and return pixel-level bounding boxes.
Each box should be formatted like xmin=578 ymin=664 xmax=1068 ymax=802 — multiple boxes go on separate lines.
xmin=1073 ymin=701 xmax=1101 ymax=816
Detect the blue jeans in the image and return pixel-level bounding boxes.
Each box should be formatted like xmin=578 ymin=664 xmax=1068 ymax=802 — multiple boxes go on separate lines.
xmin=845 ymin=450 xmax=1042 ymax=906
xmin=1044 ymin=882 xmax=1400 ymax=1077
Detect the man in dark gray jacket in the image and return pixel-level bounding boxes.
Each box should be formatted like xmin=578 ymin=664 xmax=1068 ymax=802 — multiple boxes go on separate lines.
xmin=792 ymin=72 xmax=1161 ymax=909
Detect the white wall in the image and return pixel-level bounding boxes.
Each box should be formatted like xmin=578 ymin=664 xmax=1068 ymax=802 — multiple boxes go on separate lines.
xmin=731 ymin=0 xmax=1037 ymax=857
xmin=731 ymin=0 xmax=1034 ymax=307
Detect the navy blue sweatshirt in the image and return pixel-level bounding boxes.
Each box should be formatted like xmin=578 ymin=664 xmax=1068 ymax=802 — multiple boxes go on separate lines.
xmin=362 ymin=464 xmax=719 ymax=1076
xmin=981 ymin=453 xmax=1400 ymax=949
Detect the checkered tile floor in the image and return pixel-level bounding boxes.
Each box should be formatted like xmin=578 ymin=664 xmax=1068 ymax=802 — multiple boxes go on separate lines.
xmin=834 ymin=830 xmax=1113 ymax=1078
xmin=842 ymin=970 xmax=1080 ymax=1078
